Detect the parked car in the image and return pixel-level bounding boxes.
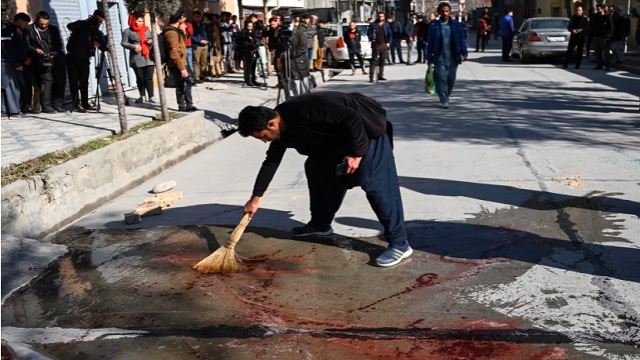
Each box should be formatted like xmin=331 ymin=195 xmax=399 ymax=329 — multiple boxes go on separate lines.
xmin=322 ymin=22 xmax=372 ymax=68
xmin=510 ymin=17 xmax=570 ymax=63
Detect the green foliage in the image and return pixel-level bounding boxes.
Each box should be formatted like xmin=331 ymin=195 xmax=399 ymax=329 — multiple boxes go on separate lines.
xmin=124 ymin=0 xmax=181 ymax=17
xmin=2 ymin=0 xmax=14 ymax=20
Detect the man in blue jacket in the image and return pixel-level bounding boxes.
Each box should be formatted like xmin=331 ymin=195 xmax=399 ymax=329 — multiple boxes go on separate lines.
xmin=191 ymin=11 xmax=209 ymax=83
xmin=426 ymin=2 xmax=468 ymax=109
xmin=499 ymin=9 xmax=515 ymax=62
xmin=368 ymin=12 xmax=392 ymax=82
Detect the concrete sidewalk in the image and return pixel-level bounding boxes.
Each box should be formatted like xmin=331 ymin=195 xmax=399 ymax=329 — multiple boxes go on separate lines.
xmin=0 ymin=70 xmax=333 ymax=169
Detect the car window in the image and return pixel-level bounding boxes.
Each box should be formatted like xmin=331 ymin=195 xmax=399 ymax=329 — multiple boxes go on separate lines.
xmin=324 ymin=26 xmax=338 ymax=37
xmin=519 ymin=22 xmax=528 ymax=32
xmin=531 ymin=19 xmax=569 ymax=30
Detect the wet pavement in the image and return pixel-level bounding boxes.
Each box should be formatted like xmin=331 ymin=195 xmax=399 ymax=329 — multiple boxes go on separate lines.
xmin=2 ymin=41 xmax=640 ymax=359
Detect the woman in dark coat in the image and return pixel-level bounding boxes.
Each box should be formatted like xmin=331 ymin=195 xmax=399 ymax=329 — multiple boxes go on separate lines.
xmin=121 ymin=14 xmax=155 ymax=103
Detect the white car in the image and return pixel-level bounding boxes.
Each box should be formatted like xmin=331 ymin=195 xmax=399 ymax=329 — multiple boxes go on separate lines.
xmin=322 ymin=22 xmax=372 ymax=68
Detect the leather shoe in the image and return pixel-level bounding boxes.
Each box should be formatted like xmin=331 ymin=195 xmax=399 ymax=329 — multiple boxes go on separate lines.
xmin=53 ymin=105 xmax=66 ymax=112
xmin=378 ymin=76 xmax=387 ymax=81
xmin=252 ymin=81 xmax=262 ymax=87
xmin=406 ymin=62 xmax=414 ymax=66
xmin=82 ymin=104 xmax=96 ymax=111
xmin=42 ymin=106 xmax=56 ymax=113
xmin=74 ymin=105 xmax=87 ymax=113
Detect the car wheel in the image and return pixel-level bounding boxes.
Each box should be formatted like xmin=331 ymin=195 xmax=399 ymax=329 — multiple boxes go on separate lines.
xmin=519 ymin=46 xmax=530 ymax=63
xmin=326 ymin=51 xmax=338 ymax=68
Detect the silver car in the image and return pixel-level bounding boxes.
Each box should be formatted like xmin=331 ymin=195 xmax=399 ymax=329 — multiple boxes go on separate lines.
xmin=510 ymin=17 xmax=570 ymax=63
xmin=322 ymin=23 xmax=372 ymax=68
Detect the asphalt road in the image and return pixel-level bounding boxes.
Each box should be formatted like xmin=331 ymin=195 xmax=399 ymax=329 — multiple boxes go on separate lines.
xmin=2 ymin=50 xmax=640 ymax=359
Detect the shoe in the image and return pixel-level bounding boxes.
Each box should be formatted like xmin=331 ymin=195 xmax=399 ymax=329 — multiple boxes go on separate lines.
xmin=362 ymin=70 xmax=368 ymax=75
xmin=291 ymin=224 xmax=333 ymax=237
xmin=21 ymin=107 xmax=37 ymax=114
xmin=147 ymin=97 xmax=157 ymax=103
xmin=351 ymin=70 xmax=356 ymax=76
xmin=406 ymin=62 xmax=414 ymax=66
xmin=244 ymin=82 xmax=255 ymax=87
xmin=196 ymin=79 xmax=204 ymax=84
xmin=42 ymin=106 xmax=56 ymax=113
xmin=399 ymin=60 xmax=406 ymax=63
xmin=474 ymin=50 xmax=479 ymax=52
xmin=369 ymin=78 xmax=374 ymax=83
xmin=376 ymin=246 xmax=413 ymax=267
xmin=53 ymin=105 xmax=66 ymax=112
xmin=441 ymin=102 xmax=449 ymax=109
xmin=74 ymin=105 xmax=87 ymax=113
xmin=378 ymin=76 xmax=387 ymax=81
xmin=606 ymin=67 xmax=611 ymax=71
xmin=82 ymin=104 xmax=96 ymax=111
xmin=186 ymin=106 xmax=197 ymax=112
xmin=502 ymin=59 xmax=514 ymax=62
xmin=562 ymin=64 xmax=568 ymax=69
xmin=135 ymin=97 xmax=144 ymax=104
xmin=252 ymin=81 xmax=262 ymax=87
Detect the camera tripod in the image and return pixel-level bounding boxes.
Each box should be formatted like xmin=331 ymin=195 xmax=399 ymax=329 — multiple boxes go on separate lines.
xmin=92 ymin=48 xmax=129 ymax=111
xmin=241 ymin=48 xmax=267 ymax=89
xmin=276 ymin=45 xmax=312 ymax=104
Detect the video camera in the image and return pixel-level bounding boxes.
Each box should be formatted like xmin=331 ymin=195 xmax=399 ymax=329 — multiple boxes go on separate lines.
xmin=277 ymin=15 xmax=293 ymax=48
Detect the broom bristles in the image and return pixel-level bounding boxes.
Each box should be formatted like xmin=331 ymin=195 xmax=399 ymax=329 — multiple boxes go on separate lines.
xmin=192 ymin=244 xmax=246 ymax=274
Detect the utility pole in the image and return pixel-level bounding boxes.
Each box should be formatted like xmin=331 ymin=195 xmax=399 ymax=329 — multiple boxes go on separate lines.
xmin=101 ymin=0 xmax=128 ymax=134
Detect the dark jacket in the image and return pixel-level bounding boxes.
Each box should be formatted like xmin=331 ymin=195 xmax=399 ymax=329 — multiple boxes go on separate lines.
xmin=402 ymin=21 xmax=414 ymax=40
xmin=426 ymin=18 xmax=468 ymax=65
xmin=291 ymin=26 xmax=309 ymax=79
xmin=343 ymin=28 xmax=362 ymax=54
xmin=367 ymin=20 xmax=392 ymax=43
xmin=66 ymin=17 xmax=105 ymax=58
xmin=239 ymin=28 xmax=257 ymax=56
xmin=414 ymin=20 xmax=428 ymax=41
xmin=252 ymin=91 xmax=388 ymax=196
xmin=391 ymin=21 xmax=403 ymax=41
xmin=25 ymin=23 xmax=65 ymax=64
xmin=191 ymin=21 xmax=209 ymax=48
xmin=590 ymin=13 xmax=614 ymax=39
xmin=612 ymin=14 xmax=631 ymax=41
xmin=568 ymin=14 xmax=590 ymax=38
xmin=1 ymin=21 xmax=23 ymax=67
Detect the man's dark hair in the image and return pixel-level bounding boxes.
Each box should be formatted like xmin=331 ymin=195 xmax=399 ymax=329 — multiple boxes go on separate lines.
xmin=193 ymin=10 xmax=201 ymax=16
xmin=36 ymin=11 xmax=50 ymax=21
xmin=301 ymin=14 xmax=310 ymax=20
xmin=13 ymin=12 xmax=31 ymax=23
xmin=437 ymin=2 xmax=451 ymax=12
xmin=238 ymin=106 xmax=277 ymax=137
xmin=93 ymin=9 xmax=105 ymax=18
xmin=169 ymin=11 xmax=184 ymax=24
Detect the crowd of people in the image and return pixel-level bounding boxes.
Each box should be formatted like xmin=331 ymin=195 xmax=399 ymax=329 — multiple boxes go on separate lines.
xmin=2 ymin=3 xmax=637 ymax=118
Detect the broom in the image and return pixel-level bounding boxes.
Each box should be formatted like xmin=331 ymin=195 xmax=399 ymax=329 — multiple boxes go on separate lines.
xmin=193 ymin=199 xmax=261 ymax=274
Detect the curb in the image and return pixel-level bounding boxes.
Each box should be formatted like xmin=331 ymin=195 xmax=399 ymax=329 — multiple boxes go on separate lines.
xmin=1 ymin=111 xmax=210 ymax=239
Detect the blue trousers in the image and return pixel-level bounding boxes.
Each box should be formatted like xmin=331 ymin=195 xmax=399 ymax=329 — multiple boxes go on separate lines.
xmin=305 ymin=134 xmax=408 ymax=249
xmin=435 ymin=60 xmax=458 ymax=105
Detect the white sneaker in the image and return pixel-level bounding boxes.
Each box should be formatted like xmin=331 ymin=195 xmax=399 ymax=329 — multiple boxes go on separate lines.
xmin=375 ymin=246 xmax=413 ymax=267
xmin=147 ymin=97 xmax=157 ymax=103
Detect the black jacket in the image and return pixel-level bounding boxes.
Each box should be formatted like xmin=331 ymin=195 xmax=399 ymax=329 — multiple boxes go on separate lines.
xmin=290 ymin=26 xmax=309 ymax=79
xmin=568 ymin=14 xmax=589 ymax=38
xmin=66 ymin=17 xmax=105 ymax=58
xmin=252 ymin=92 xmax=388 ymax=196
xmin=25 ymin=23 xmax=64 ymax=63
xmin=343 ymin=28 xmax=362 ymax=54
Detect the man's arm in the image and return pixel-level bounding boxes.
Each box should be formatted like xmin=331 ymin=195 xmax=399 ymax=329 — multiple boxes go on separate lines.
xmin=244 ymin=141 xmax=287 ymax=216
xmin=166 ymin=30 xmax=186 ymax=71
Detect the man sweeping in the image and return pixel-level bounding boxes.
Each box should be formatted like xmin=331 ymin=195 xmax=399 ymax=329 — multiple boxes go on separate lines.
xmin=238 ymin=91 xmax=412 ymax=267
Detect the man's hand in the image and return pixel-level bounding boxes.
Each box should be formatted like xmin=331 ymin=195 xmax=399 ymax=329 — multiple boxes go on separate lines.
xmin=243 ymin=196 xmax=262 ymax=218
xmin=200 ymin=40 xmax=208 ymax=45
xmin=343 ymin=155 xmax=362 ymax=175
xmin=36 ymin=49 xmax=44 ymax=55
xmin=16 ymin=65 xmax=24 ymax=71
xmin=181 ymin=69 xmax=189 ymax=78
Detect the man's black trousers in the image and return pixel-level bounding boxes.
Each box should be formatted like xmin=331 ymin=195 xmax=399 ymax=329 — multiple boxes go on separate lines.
xmin=168 ymin=66 xmax=193 ymax=109
xmin=305 ymin=133 xmax=408 ymax=249
xmin=67 ymin=54 xmax=91 ymax=107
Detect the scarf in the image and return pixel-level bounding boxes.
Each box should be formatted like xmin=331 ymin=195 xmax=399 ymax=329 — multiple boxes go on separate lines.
xmin=129 ymin=15 xmax=149 ymax=59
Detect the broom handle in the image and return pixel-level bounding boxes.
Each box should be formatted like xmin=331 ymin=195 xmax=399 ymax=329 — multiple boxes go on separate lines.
xmin=225 ymin=197 xmax=262 ymax=249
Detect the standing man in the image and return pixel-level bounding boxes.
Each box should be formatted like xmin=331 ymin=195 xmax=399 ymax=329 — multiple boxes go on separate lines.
xmin=313 ymin=20 xmax=325 ymax=71
xmin=426 ymin=2 xmax=468 ymax=109
xmin=402 ymin=17 xmax=415 ymax=65
xmin=590 ymin=4 xmax=613 ymax=71
xmin=610 ymin=6 xmax=631 ymax=64
xmin=414 ymin=15 xmax=428 ymax=63
xmin=388 ymin=16 xmax=404 ymax=64
xmin=25 ymin=11 xmax=67 ymax=113
xmin=238 ymin=91 xmax=413 ymax=267
xmin=190 ymin=11 xmax=209 ymax=83
xmin=66 ymin=10 xmax=105 ymax=113
xmin=563 ymin=5 xmax=589 ymax=69
xmin=12 ymin=13 xmax=34 ymax=114
xmin=368 ymin=12 xmax=392 ymax=82
xmin=499 ymin=9 xmax=515 ymax=62
xmin=2 ymin=16 xmax=23 ymax=116
xmin=344 ymin=21 xmax=367 ymax=75
xmin=164 ymin=12 xmax=196 ymax=112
